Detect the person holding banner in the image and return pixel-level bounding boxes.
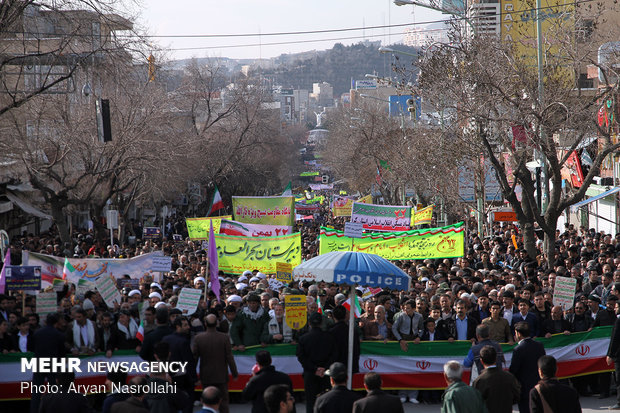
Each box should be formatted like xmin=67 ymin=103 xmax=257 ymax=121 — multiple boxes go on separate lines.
xmin=66 ymin=308 xmax=97 ymax=355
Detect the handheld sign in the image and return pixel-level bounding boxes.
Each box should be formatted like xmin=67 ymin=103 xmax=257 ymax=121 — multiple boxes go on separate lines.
xmin=284 ymin=295 xmax=307 ymax=330
xmin=151 ymin=256 xmax=172 ymax=272
xmin=176 ymin=287 xmax=202 ymax=315
xmin=5 ymin=266 xmax=41 ymax=291
xmin=276 ymin=262 xmax=292 ymax=283
xmin=36 ymin=292 xmax=58 ymax=318
xmin=553 ymin=276 xmax=577 ymax=310
xmin=95 ymin=275 xmax=122 ymax=308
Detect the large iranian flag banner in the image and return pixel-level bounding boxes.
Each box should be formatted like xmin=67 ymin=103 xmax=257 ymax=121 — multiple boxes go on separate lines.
xmin=0 ymin=327 xmax=611 ymax=399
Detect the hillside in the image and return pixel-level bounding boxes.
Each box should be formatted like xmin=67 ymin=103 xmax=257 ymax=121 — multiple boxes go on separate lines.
xmin=261 ymin=41 xmax=421 ymax=96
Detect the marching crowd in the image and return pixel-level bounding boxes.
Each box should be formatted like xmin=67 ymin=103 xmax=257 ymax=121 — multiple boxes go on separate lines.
xmin=1 ymin=207 xmax=620 ymax=413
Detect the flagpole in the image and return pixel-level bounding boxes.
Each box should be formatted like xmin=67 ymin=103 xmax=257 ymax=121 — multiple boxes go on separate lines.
xmin=347 ymin=283 xmax=356 ymax=389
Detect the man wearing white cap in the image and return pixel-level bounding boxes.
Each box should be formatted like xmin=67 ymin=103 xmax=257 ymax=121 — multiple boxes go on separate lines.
xmin=128 ymin=290 xmax=142 ymax=305
xmin=150 ymin=282 xmax=162 ymax=292
xmin=227 ymin=295 xmax=243 ymax=310
xmin=149 ymin=292 xmax=162 ymax=307
xmin=194 ymin=277 xmax=206 ymax=290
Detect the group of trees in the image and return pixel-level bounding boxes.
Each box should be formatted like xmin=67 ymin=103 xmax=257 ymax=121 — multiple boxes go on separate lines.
xmin=0 ymin=1 xmax=296 ymax=244
xmin=330 ymin=1 xmax=620 ymax=264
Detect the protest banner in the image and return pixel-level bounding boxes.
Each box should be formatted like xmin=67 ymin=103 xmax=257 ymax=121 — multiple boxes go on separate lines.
xmin=276 ymin=262 xmax=293 ymax=283
xmin=215 ymin=232 xmax=301 ymax=275
xmin=294 ymin=202 xmax=321 ymax=213
xmin=553 ymin=276 xmax=577 ymax=310
xmin=186 ymin=216 xmax=231 ymax=240
xmin=95 ymin=275 xmax=122 ymax=308
xmin=412 ymin=205 xmax=434 ymax=226
xmin=319 ymin=222 xmax=465 ymax=260
xmin=24 ymin=251 xmax=164 ymax=288
xmin=5 ymin=266 xmax=41 ymax=291
xmin=176 ymin=287 xmax=203 ymax=315
xmin=232 ymin=196 xmax=295 ymax=227
xmin=284 ymin=295 xmax=307 ymax=329
xmin=36 ymin=292 xmax=58 ymax=317
xmin=351 ymin=202 xmax=411 ymax=231
xmin=219 ymin=219 xmax=293 ymax=237
xmin=492 ymin=210 xmax=517 ymax=222
xmin=0 ymin=327 xmax=612 ymax=399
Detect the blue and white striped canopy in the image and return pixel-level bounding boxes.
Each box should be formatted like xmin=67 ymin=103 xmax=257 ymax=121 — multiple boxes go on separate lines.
xmin=293 ymin=251 xmax=410 ymax=290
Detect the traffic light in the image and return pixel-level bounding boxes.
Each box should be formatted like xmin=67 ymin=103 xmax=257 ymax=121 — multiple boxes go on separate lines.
xmin=96 ymin=98 xmax=112 ymax=142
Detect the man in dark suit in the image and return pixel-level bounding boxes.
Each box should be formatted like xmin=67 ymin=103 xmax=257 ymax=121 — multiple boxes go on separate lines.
xmin=329 ymin=305 xmax=360 ymax=373
xmin=353 ymin=372 xmax=404 ymax=413
xmin=243 ymin=350 xmax=293 ymax=413
xmin=297 ymin=312 xmax=335 ymax=413
xmin=509 ymin=322 xmax=545 ymax=413
xmin=193 ymin=313 xmax=238 ymax=413
xmin=529 ymin=355 xmax=581 ymax=412
xmin=314 ymin=362 xmax=360 ymax=413
xmin=139 ymin=307 xmax=173 ymax=361
xmin=606 ymin=298 xmax=620 ymax=409
xmin=30 ymin=312 xmax=67 ymax=413
xmin=12 ymin=316 xmax=33 ymax=352
xmin=473 ymin=345 xmax=520 ymax=413
xmin=512 ymin=299 xmax=539 ymax=337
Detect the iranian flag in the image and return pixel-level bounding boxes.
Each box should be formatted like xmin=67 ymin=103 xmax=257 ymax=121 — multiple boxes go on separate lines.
xmin=343 ymin=293 xmax=362 ymax=318
xmin=62 ymin=257 xmax=76 ymax=281
xmin=282 ymin=181 xmax=293 ymax=197
xmin=136 ymin=320 xmax=145 ymax=342
xmin=207 ymin=185 xmax=224 ymax=216
xmin=0 ymin=327 xmax=613 ymax=399
xmin=316 ymin=296 xmax=323 ymax=314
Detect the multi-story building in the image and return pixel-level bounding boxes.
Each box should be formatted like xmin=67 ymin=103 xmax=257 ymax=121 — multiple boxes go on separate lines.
xmin=0 ymin=3 xmax=133 ymax=237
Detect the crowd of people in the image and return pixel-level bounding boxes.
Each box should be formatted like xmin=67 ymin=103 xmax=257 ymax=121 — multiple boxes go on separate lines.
xmin=1 ymin=204 xmax=620 ymax=413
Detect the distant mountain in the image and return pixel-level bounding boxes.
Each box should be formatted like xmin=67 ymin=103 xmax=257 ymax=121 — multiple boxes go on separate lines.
xmin=166 ymin=41 xmax=421 ymax=96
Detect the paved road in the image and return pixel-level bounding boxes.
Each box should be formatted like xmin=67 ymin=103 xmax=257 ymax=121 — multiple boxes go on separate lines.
xmin=221 ymin=394 xmax=618 ymax=412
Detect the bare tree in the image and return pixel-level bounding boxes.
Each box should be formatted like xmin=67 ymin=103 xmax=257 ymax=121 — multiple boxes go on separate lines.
xmin=413 ymin=3 xmax=620 ymax=262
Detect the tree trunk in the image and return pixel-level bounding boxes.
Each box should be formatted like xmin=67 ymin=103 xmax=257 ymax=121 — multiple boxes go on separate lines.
xmin=521 ymin=220 xmax=537 ymax=260
xmin=50 ymin=201 xmax=70 ymax=245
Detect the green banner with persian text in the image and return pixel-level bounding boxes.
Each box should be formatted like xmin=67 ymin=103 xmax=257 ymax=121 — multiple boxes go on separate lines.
xmin=319 ymin=222 xmax=464 ymax=260
xmin=232 ymin=196 xmax=295 ymax=227
xmin=216 ymin=232 xmax=301 ymax=275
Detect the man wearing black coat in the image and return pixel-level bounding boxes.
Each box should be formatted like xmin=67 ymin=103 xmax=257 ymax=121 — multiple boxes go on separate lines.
xmin=30 ymin=312 xmax=67 ymax=413
xmin=297 ymin=312 xmax=335 ymax=413
xmin=540 ymin=305 xmax=571 ymax=338
xmin=314 ymin=362 xmax=360 ymax=413
xmin=509 ymin=322 xmax=546 ymax=413
xmin=529 ymin=355 xmax=581 ymax=413
xmin=328 ymin=305 xmax=360 ymax=373
xmin=139 ymin=307 xmax=173 ymax=361
xmin=352 ymin=372 xmax=404 ymax=413
xmin=243 ymin=350 xmax=292 ymax=413
xmin=162 ymin=317 xmax=196 ymax=413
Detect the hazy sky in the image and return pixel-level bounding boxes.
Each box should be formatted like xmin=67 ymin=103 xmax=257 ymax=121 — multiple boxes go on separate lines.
xmin=139 ymin=0 xmax=445 ymax=60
